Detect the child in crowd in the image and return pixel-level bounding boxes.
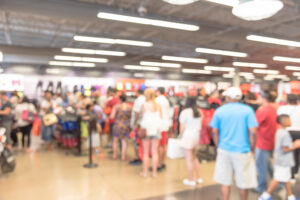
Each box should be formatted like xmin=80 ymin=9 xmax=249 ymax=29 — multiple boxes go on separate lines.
xmin=88 ymin=119 xmax=104 ymax=159
xmin=259 ymin=115 xmax=300 ymax=200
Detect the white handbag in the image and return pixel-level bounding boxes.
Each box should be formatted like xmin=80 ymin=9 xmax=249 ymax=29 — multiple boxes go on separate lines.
xmin=167 ymin=138 xmax=185 ymax=159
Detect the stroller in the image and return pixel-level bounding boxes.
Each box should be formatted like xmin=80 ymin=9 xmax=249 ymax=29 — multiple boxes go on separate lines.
xmin=0 ymin=128 xmax=16 ymax=174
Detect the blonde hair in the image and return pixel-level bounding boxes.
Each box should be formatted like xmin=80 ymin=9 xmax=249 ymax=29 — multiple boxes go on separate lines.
xmin=144 ymin=88 xmax=158 ymax=111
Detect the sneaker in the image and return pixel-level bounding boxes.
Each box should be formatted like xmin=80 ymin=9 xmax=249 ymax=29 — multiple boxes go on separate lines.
xmin=129 ymin=159 xmax=142 ymax=166
xmin=258 ymin=196 xmax=272 ymax=200
xmin=183 ymin=179 xmax=196 ymax=187
xmin=197 ymin=178 xmax=203 ymax=184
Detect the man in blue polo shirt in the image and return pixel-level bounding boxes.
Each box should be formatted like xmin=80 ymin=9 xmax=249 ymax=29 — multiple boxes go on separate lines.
xmin=210 ymin=87 xmax=258 ymax=200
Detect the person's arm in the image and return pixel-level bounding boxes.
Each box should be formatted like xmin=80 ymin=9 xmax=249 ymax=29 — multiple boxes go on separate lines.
xmin=0 ymin=107 xmax=11 ymax=116
xmin=212 ymin=128 xmax=219 ymax=147
xmin=96 ymin=122 xmax=102 ymax=134
xmin=159 ymin=105 xmax=163 ymax=119
xmin=179 ymin=122 xmax=185 ymax=135
xmin=110 ymin=105 xmax=117 ymax=119
xmin=249 ymin=127 xmax=257 ymax=152
xmin=283 ymin=139 xmax=300 ymax=153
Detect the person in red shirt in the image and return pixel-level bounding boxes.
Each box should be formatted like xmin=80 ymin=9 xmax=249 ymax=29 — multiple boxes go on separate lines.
xmin=255 ymin=91 xmax=278 ymax=193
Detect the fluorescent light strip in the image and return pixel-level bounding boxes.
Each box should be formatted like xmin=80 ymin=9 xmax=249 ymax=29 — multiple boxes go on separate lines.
xmin=62 ymin=48 xmax=126 ymax=56
xmin=74 ymin=36 xmax=153 ymax=47
xmin=273 ymin=56 xmax=300 ymax=63
xmin=223 ymin=73 xmax=235 ymax=78
xmin=265 ymin=74 xmax=288 ymax=78
xmin=205 ymin=0 xmax=238 ymax=7
xmin=182 ymin=69 xmax=212 ymax=74
xmin=285 ymin=66 xmax=300 ymax=71
xmin=46 ymin=68 xmax=61 ymax=74
xmin=247 ymin=35 xmax=300 ymax=47
xmin=140 ymin=61 xmax=181 ymax=68
xmin=196 ymin=47 xmax=247 ymax=57
xmin=124 ymin=65 xmax=160 ymax=71
xmin=204 ymin=66 xmax=235 ymax=72
xmin=97 ymin=12 xmax=199 ymax=31
xmin=162 ymin=55 xmax=208 ymax=64
xmin=253 ymin=69 xmax=279 ymax=75
xmin=233 ymin=61 xmax=267 ymax=68
xmin=49 ymin=61 xmax=95 ymax=68
xmin=293 ymin=72 xmax=300 ymax=76
xmin=55 ymin=55 xmax=108 ymax=63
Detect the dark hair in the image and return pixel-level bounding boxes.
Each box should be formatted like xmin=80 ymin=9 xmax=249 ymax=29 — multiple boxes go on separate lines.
xmin=91 ymin=119 xmax=97 ymax=131
xmin=261 ymin=91 xmax=277 ymax=103
xmin=119 ymin=94 xmax=127 ymax=102
xmin=246 ymin=92 xmax=257 ymax=101
xmin=277 ymin=114 xmax=289 ymax=125
xmin=22 ymin=96 xmax=30 ymax=103
xmin=137 ymin=89 xmax=143 ymax=95
xmin=287 ymin=94 xmax=298 ymax=105
xmin=158 ymin=87 xmax=165 ymax=95
xmin=185 ymin=97 xmax=200 ymax=118
xmin=93 ymin=100 xmax=98 ymax=105
xmin=86 ymin=104 xmax=92 ymax=110
xmin=0 ymin=91 xmax=7 ymax=96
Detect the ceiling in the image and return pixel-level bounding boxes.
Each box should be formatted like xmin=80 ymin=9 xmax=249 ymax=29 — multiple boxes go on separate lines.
xmin=0 ymin=0 xmax=300 ymax=81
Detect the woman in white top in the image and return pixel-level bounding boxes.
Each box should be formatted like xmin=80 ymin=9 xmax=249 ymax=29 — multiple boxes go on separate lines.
xmin=15 ymin=96 xmax=37 ymax=151
xmin=140 ymin=88 xmax=162 ymax=178
xmin=179 ymin=97 xmax=203 ymax=186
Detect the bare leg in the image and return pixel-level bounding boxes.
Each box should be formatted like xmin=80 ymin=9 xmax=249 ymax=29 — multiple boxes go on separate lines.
xmin=184 ymin=149 xmax=194 ymax=181
xmin=158 ymin=146 xmax=163 ymax=167
xmin=239 ymin=189 xmax=248 ymax=200
xmin=266 ymin=180 xmax=279 ymax=194
xmin=121 ymin=138 xmax=127 ymax=161
xmin=193 ymin=149 xmax=201 ymax=179
xmin=285 ymin=182 xmax=293 ymax=196
xmin=141 ymin=139 xmax=150 ymax=177
xmin=112 ymin=137 xmax=118 ymax=159
xmin=151 ymin=139 xmax=159 ymax=177
xmin=221 ymin=185 xmax=231 ymax=200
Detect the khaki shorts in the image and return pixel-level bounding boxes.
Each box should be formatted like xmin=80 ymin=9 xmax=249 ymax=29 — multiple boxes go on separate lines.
xmin=214 ymin=149 xmax=258 ymax=189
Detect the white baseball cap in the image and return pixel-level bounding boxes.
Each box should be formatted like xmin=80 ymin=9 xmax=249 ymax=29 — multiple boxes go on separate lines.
xmin=223 ymin=87 xmax=242 ymax=100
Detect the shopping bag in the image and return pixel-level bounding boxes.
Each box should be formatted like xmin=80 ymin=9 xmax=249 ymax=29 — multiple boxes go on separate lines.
xmin=22 ymin=110 xmax=35 ymax=123
xmin=43 ymin=113 xmax=58 ymax=126
xmin=32 ymin=118 xmax=42 ymax=136
xmin=167 ymin=138 xmax=184 ymax=159
xmin=80 ymin=122 xmax=88 ymax=138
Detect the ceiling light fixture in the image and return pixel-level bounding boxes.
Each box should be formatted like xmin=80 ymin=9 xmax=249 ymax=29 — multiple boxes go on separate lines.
xmin=205 ymin=0 xmax=238 ymax=7
xmin=182 ymin=69 xmax=212 ymax=74
xmin=285 ymin=66 xmax=300 ymax=71
xmin=97 ymin=12 xmax=199 ymax=31
xmin=223 ymin=73 xmax=235 ymax=78
xmin=55 ymin=55 xmax=108 ymax=63
xmin=62 ymin=48 xmax=126 ymax=56
xmin=232 ymin=0 xmax=284 ymax=21
xmin=46 ymin=68 xmax=61 ymax=74
xmin=204 ymin=66 xmax=235 ymax=72
xmin=162 ymin=0 xmax=198 ymax=5
xmin=253 ymin=69 xmax=279 ymax=74
xmin=293 ymin=72 xmax=300 ymax=76
xmin=196 ymin=47 xmax=247 ymax=57
xmin=74 ymin=36 xmax=153 ymax=47
xmin=233 ymin=61 xmax=267 ymax=68
xmin=247 ymin=35 xmax=300 ymax=47
xmin=140 ymin=61 xmax=181 ymax=68
xmin=49 ymin=61 xmax=95 ymax=68
xmin=162 ymin=55 xmax=208 ymax=64
xmin=124 ymin=65 xmax=160 ymax=71
xmin=273 ymin=56 xmax=300 ymax=63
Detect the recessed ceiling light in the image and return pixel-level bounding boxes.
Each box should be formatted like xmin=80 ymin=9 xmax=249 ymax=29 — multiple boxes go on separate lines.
xmin=97 ymin=12 xmax=199 ymax=31
xmin=124 ymin=65 xmax=160 ymax=71
xmin=233 ymin=61 xmax=267 ymax=68
xmin=162 ymin=55 xmax=208 ymax=64
xmin=285 ymin=66 xmax=300 ymax=71
xmin=49 ymin=61 xmax=95 ymax=68
xmin=253 ymin=69 xmax=279 ymax=74
xmin=273 ymin=56 xmax=300 ymax=63
xmin=62 ymin=48 xmax=126 ymax=56
xmin=205 ymin=0 xmax=238 ymax=7
xmin=54 ymin=55 xmax=108 ymax=63
xmin=182 ymin=69 xmax=212 ymax=74
xmin=247 ymin=35 xmax=300 ymax=47
xmin=140 ymin=61 xmax=181 ymax=68
xmin=196 ymin=47 xmax=247 ymax=57
xmin=74 ymin=36 xmax=153 ymax=47
xmin=204 ymin=66 xmax=235 ymax=72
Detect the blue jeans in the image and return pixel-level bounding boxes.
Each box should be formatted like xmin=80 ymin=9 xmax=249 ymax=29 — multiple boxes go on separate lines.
xmin=255 ymin=148 xmax=273 ymax=193
xmin=41 ymin=119 xmax=55 ymax=142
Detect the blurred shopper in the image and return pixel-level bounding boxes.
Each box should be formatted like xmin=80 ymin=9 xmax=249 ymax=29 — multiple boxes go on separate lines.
xmin=0 ymin=91 xmax=13 ymax=148
xmin=255 ymin=91 xmax=278 ymax=193
xmin=110 ymin=94 xmax=132 ymax=160
xmin=130 ymin=89 xmax=145 ymax=165
xmin=88 ymin=118 xmax=103 ymax=160
xmin=15 ymin=96 xmax=37 ymax=151
xmin=105 ymin=88 xmax=119 ymax=147
xmin=269 ymin=91 xmax=279 ymax=111
xmin=277 ymin=94 xmax=300 ymax=182
xmin=259 ymin=115 xmax=300 ymax=200
xmin=245 ymin=91 xmax=259 ymax=112
xmin=40 ymin=90 xmax=54 ymax=150
xmin=210 ymin=87 xmax=258 ymax=200
xmin=92 ymin=101 xmax=106 ymax=130
xmin=156 ymin=87 xmax=171 ymax=171
xmin=140 ymin=88 xmax=162 ymax=178
xmin=179 ymin=97 xmax=203 ymax=186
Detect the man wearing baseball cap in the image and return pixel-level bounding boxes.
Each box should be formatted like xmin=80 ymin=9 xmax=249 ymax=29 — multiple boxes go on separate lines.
xmin=210 ymin=87 xmax=258 ymax=200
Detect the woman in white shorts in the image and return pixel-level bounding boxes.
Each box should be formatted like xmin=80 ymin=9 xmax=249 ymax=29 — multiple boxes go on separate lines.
xmin=179 ymin=97 xmax=203 ymax=186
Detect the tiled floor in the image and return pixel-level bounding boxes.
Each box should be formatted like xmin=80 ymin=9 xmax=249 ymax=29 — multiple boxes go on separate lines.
xmin=0 ymin=149 xmax=299 ymax=200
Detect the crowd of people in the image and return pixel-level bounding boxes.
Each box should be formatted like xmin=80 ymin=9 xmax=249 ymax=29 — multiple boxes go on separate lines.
xmin=0 ymin=86 xmax=300 ymax=200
